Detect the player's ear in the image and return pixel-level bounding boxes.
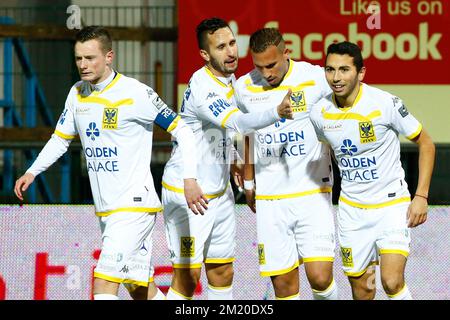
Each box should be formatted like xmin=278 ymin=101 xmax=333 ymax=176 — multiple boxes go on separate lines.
xmin=105 ymin=49 xmax=114 ymax=65
xmin=199 ymin=49 xmax=210 ymax=62
xmin=283 ymin=47 xmax=290 ymax=60
xmin=358 ymin=66 xmax=366 ymax=82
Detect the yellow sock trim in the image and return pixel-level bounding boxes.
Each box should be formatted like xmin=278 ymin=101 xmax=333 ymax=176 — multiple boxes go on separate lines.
xmin=169 ymin=287 xmax=193 ymax=300
xmin=276 ymin=292 xmax=299 ymax=300
xmin=312 ymin=278 xmax=335 ymax=293
xmin=386 ymin=284 xmax=407 ymax=298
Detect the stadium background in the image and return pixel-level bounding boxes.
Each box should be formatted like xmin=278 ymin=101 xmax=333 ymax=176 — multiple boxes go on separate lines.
xmin=0 ymin=0 xmax=449 ymax=299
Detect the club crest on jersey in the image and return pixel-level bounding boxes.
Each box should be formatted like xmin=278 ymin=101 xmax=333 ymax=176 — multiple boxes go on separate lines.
xmin=340 ymin=247 xmax=354 ymax=268
xmin=180 ymin=237 xmax=195 ymax=258
xmin=359 ymin=121 xmax=376 ymax=143
xmin=103 ymin=108 xmax=118 ymax=129
xmin=258 ymin=244 xmax=266 ymax=265
xmin=290 ymin=91 xmax=306 ymax=113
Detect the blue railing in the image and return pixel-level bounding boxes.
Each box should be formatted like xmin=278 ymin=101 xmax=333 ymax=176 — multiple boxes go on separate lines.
xmin=0 ymin=16 xmax=71 ymax=203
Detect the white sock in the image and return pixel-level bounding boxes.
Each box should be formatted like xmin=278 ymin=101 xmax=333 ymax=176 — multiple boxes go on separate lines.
xmin=166 ymin=287 xmax=192 ymax=300
xmin=94 ymin=293 xmax=119 ymax=300
xmin=207 ymin=284 xmax=233 ymax=300
xmin=150 ymin=287 xmax=166 ymax=300
xmin=312 ymin=279 xmax=339 ymax=300
xmin=387 ymin=284 xmax=412 ymax=300
xmin=275 ymin=292 xmax=300 ymax=300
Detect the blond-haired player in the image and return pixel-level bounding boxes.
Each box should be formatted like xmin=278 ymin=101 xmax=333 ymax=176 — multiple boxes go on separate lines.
xmin=14 ymin=26 xmax=205 ymax=300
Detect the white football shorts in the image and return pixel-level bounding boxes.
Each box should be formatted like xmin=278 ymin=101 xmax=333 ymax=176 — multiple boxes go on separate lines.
xmin=337 ymin=200 xmax=411 ymax=277
xmin=94 ymin=211 xmax=156 ymax=289
xmin=256 ymin=192 xmax=336 ymax=277
xmin=162 ymin=186 xmax=236 ymax=268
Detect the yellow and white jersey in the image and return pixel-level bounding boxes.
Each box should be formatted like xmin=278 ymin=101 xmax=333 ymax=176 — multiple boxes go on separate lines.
xmin=310 ymin=83 xmax=423 ymax=208
xmin=235 ymin=60 xmax=333 ymax=199
xmin=55 ymin=72 xmax=178 ymax=216
xmin=162 ymin=67 xmax=238 ymax=196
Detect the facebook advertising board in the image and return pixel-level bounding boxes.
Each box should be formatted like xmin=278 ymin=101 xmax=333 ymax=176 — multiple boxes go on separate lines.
xmin=177 ymin=0 xmax=449 ymax=84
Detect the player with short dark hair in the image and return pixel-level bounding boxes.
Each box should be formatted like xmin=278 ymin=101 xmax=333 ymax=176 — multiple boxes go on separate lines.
xmin=310 ymin=41 xmax=435 ymax=300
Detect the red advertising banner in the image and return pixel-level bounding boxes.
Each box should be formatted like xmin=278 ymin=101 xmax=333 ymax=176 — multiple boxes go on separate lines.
xmin=178 ymin=0 xmax=450 ymax=84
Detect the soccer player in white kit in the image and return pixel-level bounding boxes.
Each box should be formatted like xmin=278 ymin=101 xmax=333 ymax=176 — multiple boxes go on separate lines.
xmin=162 ymin=18 xmax=293 ymax=300
xmin=310 ymin=41 xmax=435 ymax=300
xmin=235 ymin=28 xmax=338 ymax=300
xmin=14 ymin=26 xmax=206 ymax=300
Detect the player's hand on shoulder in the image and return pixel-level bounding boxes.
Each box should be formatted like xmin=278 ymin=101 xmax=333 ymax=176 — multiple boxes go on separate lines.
xmin=183 ymin=178 xmax=208 ymax=215
xmin=277 ymin=89 xmax=294 ymax=120
xmin=14 ymin=172 xmax=35 ymax=201
xmin=407 ymin=195 xmax=428 ymax=227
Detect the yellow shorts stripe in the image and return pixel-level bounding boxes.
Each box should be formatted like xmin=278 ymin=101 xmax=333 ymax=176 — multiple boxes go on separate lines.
xmin=379 ymin=249 xmax=409 ymax=258
xmin=95 ymin=207 xmax=162 ymax=217
xmin=255 ymin=187 xmax=332 ymax=200
xmin=339 ymin=196 xmax=410 ymax=209
xmin=302 ymin=256 xmax=335 ymax=263
xmin=204 ymin=257 xmax=235 ymax=264
xmin=260 ymin=260 xmax=300 ymax=277
xmin=162 ymin=181 xmax=228 ymax=199
xmin=93 ymin=272 xmax=149 ymax=287
xmin=172 ymin=263 xmax=202 ymax=269
xmin=344 ymin=261 xmax=378 ymax=277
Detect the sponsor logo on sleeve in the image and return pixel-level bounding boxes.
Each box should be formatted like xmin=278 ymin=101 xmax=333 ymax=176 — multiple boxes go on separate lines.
xmin=398 ymin=104 xmax=409 ymax=118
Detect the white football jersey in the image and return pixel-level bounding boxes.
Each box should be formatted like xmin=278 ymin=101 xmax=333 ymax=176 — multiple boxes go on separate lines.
xmin=162 ymin=67 xmax=239 ymax=196
xmin=310 ymin=83 xmax=422 ymax=208
xmin=55 ymin=72 xmax=180 ymax=216
xmin=235 ymin=60 xmax=333 ymax=199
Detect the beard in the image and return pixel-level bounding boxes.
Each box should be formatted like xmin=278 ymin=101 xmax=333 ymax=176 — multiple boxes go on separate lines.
xmin=210 ymin=56 xmax=237 ymax=76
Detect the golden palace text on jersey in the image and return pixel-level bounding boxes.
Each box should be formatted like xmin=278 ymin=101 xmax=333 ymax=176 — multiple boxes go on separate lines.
xmin=55 ymin=72 xmax=180 ymax=216
xmin=162 ymin=67 xmax=238 ymax=196
xmin=310 ymin=83 xmax=422 ymax=208
xmin=235 ymin=60 xmax=333 ymax=200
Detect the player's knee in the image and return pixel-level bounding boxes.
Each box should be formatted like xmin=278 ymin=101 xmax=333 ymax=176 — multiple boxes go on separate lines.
xmin=271 ymin=272 xmax=298 ymax=296
xmin=93 ymin=277 xmax=120 ymax=295
xmin=173 ymin=268 xmax=201 ymax=291
xmin=128 ymin=285 xmax=147 ymax=300
xmin=218 ymin=264 xmax=234 ymax=282
xmin=307 ymin=268 xmax=333 ymax=291
xmin=349 ymin=277 xmax=376 ymax=300
xmin=381 ymin=276 xmax=404 ymax=296
xmin=207 ymin=263 xmax=234 ymax=286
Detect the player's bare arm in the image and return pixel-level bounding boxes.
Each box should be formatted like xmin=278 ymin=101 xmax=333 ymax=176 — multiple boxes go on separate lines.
xmin=243 ymin=136 xmax=256 ymax=213
xmin=407 ymin=128 xmax=435 ymax=228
